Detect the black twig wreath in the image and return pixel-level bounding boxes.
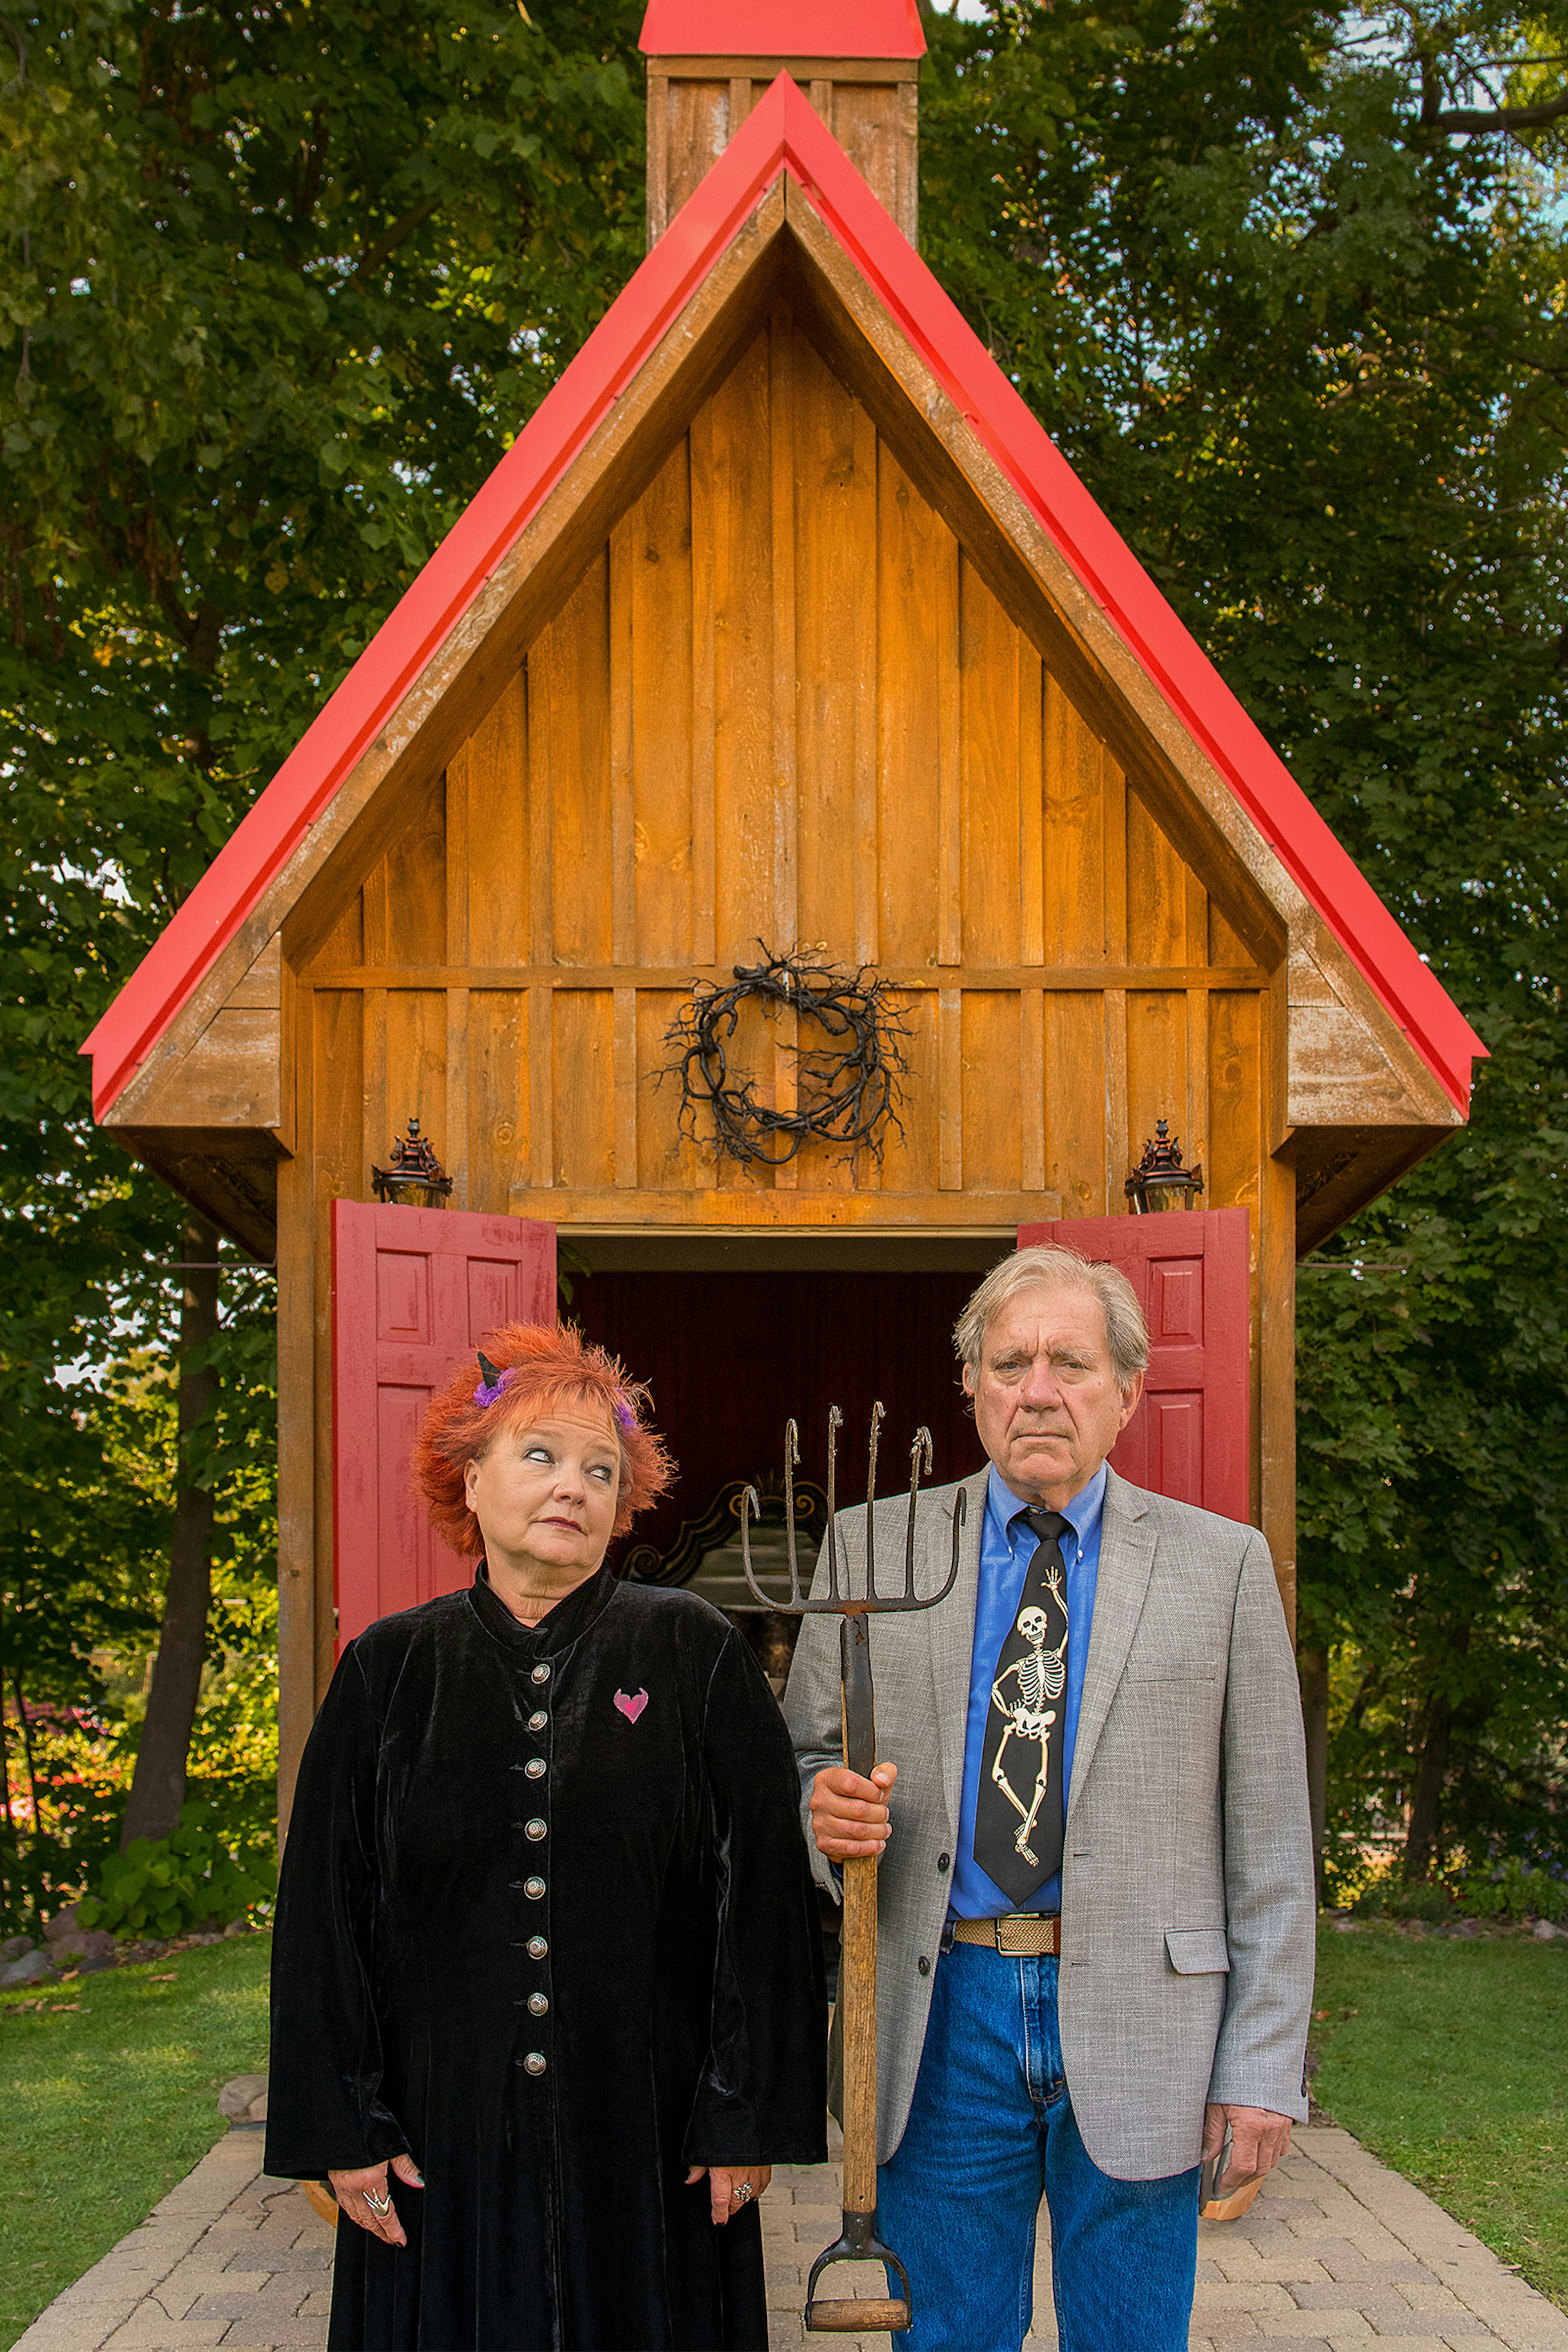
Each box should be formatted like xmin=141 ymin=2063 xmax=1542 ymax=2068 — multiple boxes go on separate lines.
xmin=663 ymin=944 xmax=910 ymax=1169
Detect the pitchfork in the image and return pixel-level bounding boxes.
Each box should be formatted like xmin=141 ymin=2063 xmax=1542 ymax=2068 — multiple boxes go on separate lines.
xmin=740 ymin=1403 xmax=966 ymax=2336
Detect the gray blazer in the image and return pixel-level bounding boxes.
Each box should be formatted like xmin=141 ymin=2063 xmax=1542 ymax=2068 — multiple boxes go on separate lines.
xmin=782 ymin=1464 xmax=1314 ymax=2181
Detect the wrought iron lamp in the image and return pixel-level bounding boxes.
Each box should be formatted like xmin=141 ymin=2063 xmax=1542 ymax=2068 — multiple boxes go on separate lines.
xmin=1125 ymin=1118 xmax=1203 ymax=1214
xmin=372 ymin=1116 xmax=453 ymax=1208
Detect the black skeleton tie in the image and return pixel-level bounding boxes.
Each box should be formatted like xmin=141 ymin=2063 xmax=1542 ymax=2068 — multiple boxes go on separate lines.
xmin=973 ymin=1507 xmax=1073 ymax=1909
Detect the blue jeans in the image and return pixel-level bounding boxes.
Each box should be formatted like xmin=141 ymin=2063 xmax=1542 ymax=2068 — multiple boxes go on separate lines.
xmin=875 ymin=1940 xmax=1199 ymax=2352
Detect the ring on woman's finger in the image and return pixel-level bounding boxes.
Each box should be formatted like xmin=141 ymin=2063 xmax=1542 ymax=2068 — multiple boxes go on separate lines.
xmin=363 ymin=2189 xmax=393 ymax=2215
xmin=731 ymin=2183 xmax=753 ymax=2205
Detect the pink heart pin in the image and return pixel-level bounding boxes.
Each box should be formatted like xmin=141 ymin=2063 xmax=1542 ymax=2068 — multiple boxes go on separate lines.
xmin=614 ymin=1688 xmax=649 ymax=1725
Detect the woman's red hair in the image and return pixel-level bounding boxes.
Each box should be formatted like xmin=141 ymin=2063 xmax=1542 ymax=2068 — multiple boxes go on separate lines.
xmin=413 ymin=1321 xmax=674 ymax=1558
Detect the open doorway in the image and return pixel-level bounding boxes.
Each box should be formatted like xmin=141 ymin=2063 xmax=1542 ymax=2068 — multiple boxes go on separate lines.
xmin=569 ymin=1233 xmax=1007 ymax=1688
xmin=569 ymin=1232 xmax=1007 ymax=2002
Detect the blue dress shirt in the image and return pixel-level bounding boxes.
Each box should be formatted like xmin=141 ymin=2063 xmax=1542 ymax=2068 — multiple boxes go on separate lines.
xmin=949 ymin=1459 xmax=1106 ymax=1919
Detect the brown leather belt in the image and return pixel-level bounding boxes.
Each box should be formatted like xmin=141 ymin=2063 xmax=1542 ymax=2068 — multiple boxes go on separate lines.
xmin=952 ymin=1913 xmax=1061 ymax=1956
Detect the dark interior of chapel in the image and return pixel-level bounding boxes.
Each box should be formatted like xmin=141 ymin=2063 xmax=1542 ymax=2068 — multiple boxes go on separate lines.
xmin=571 ymin=1268 xmax=989 ymax=1677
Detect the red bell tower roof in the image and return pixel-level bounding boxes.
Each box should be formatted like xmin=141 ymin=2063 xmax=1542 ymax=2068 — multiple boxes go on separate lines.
xmin=639 ymin=0 xmax=925 ymax=58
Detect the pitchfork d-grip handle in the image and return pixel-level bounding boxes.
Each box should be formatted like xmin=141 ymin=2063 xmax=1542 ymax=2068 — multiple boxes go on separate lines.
xmin=805 ymin=1614 xmax=913 ymax=2336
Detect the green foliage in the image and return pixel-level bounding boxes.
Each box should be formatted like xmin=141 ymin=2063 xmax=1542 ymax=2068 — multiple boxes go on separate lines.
xmin=923 ymin=0 xmax=1568 ymax=1871
xmin=0 ymin=0 xmax=646 ymax=1934
xmin=76 ymin=1802 xmax=274 ymax=1938
xmin=1351 ymin=1876 xmax=1455 ymax=1924
xmin=556 ymin=1235 xmax=595 ymax=1307
xmin=1455 ymin=1856 xmax=1568 ymax=1923
xmin=1339 ymin=1854 xmax=1568 ymax=1920
xmin=0 ymin=1267 xmax=280 ymax=1932
xmin=1 ymin=0 xmax=644 ymax=1010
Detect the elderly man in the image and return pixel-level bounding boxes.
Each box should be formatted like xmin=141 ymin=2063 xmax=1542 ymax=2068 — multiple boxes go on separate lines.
xmin=783 ymin=1244 xmax=1314 ymax=2352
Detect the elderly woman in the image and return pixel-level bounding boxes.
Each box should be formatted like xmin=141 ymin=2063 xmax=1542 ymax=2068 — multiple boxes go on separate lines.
xmin=265 ymin=1322 xmax=826 ymax=2351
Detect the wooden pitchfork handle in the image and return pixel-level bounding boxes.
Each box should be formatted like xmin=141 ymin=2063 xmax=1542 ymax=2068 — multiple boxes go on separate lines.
xmin=804 ymin=1615 xmax=912 ymax=2335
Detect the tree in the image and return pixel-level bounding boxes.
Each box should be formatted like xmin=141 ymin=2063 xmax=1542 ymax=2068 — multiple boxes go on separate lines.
xmin=119 ymin=1219 xmax=220 ymax=1845
xmin=0 ymin=0 xmax=647 ymax=1911
xmin=920 ymin=0 xmax=1568 ymax=1880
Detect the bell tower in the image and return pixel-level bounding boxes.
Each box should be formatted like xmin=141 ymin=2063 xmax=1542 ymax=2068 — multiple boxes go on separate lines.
xmin=639 ymin=0 xmax=925 ymax=248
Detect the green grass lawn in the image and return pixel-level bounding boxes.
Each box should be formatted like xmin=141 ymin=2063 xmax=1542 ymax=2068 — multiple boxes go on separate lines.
xmin=0 ymin=1932 xmax=272 ymax=2349
xmin=1311 ymin=1923 xmax=1568 ymax=2310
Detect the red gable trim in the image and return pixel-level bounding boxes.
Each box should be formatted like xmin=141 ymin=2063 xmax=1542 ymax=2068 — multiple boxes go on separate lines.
xmin=84 ymin=73 xmax=1482 ymax=1120
xmin=639 ymin=0 xmax=924 ymax=58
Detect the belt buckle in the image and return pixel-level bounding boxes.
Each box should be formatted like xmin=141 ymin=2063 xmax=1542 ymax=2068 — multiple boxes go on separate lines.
xmin=995 ymin=1915 xmax=1038 ymax=1956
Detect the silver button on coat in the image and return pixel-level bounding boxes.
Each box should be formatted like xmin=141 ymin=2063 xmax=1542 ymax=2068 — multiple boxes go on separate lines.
xmin=525 ymin=1757 xmax=546 ymax=1780
xmin=525 ymin=1819 xmax=547 ymax=1841
xmin=528 ymin=1711 xmax=548 ymax=1731
xmin=528 ymin=1992 xmax=549 ymax=2016
xmin=530 ymin=1664 xmax=550 ymax=1684
xmin=524 ymin=1876 xmax=546 ymax=1899
xmin=523 ymin=2051 xmax=547 ymax=2076
xmin=526 ymin=1936 xmax=548 ymax=1959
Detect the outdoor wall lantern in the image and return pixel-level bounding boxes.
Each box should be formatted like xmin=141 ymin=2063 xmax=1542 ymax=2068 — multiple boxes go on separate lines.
xmin=1125 ymin=1118 xmax=1204 ymax=1214
xmin=372 ymin=1115 xmax=454 ymax=1208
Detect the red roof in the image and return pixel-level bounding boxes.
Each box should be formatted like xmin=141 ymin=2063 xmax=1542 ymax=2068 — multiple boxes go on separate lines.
xmin=83 ymin=72 xmax=1484 ymax=1119
xmin=639 ymin=0 xmax=925 ymax=58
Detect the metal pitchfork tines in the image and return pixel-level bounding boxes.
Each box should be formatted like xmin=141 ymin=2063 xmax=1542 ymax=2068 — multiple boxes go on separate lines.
xmin=740 ymin=1403 xmax=965 ymax=2337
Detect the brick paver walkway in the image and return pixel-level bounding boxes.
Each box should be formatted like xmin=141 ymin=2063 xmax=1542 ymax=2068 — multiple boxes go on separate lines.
xmin=13 ymin=2123 xmax=1566 ymax=2351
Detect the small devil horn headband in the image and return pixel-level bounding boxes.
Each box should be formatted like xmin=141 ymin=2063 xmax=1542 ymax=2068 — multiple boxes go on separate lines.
xmin=472 ymin=1345 xmax=639 ymax=1427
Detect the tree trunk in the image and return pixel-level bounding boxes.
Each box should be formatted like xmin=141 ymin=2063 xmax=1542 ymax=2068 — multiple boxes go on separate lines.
xmin=0 ymin=1744 xmax=14 ymax=1923
xmin=120 ymin=1218 xmax=221 ymax=1850
xmin=1298 ymin=1646 xmax=1329 ymax=1898
xmin=1403 ymin=1621 xmax=1470 ymax=1883
xmin=11 ymin=1670 xmax=48 ymax=1917
xmin=0 ymin=1684 xmax=13 ymax=1916
xmin=13 ymin=1672 xmax=42 ymax=1839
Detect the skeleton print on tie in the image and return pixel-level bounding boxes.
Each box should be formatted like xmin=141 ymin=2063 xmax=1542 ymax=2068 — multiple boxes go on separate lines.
xmin=972 ymin=1509 xmax=1072 ymax=1907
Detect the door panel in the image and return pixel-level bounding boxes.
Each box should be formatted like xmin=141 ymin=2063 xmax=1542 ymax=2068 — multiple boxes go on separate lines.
xmin=332 ymin=1201 xmax=556 ymax=1647
xmin=1015 ymin=1207 xmax=1250 ymax=1523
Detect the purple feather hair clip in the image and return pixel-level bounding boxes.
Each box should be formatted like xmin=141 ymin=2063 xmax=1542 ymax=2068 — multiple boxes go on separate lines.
xmin=473 ymin=1351 xmax=512 ymax=1409
xmin=614 ymin=1398 xmax=637 ymax=1431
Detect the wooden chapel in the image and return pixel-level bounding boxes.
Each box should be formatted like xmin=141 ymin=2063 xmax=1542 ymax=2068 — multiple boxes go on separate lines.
xmin=83 ymin=0 xmax=1485 ymax=1819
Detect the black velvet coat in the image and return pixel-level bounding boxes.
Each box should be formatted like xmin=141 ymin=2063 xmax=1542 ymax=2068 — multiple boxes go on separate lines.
xmin=265 ymin=1566 xmax=827 ymax=2351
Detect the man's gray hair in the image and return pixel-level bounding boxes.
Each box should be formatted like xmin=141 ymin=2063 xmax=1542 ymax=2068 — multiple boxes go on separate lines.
xmin=953 ymin=1245 xmax=1150 ymax=1393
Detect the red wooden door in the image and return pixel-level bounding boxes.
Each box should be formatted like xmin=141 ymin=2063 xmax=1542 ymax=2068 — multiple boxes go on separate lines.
xmin=331 ymin=1200 xmax=557 ymax=1646
xmin=1016 ymin=1207 xmax=1250 ymax=1523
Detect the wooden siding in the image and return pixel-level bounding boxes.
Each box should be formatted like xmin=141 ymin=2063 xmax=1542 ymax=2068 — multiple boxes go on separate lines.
xmin=646 ymin=60 xmax=919 ymax=245
xmin=301 ymin=312 xmax=1273 ymax=1244
xmin=275 ymin=298 xmax=1299 ymax=1751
